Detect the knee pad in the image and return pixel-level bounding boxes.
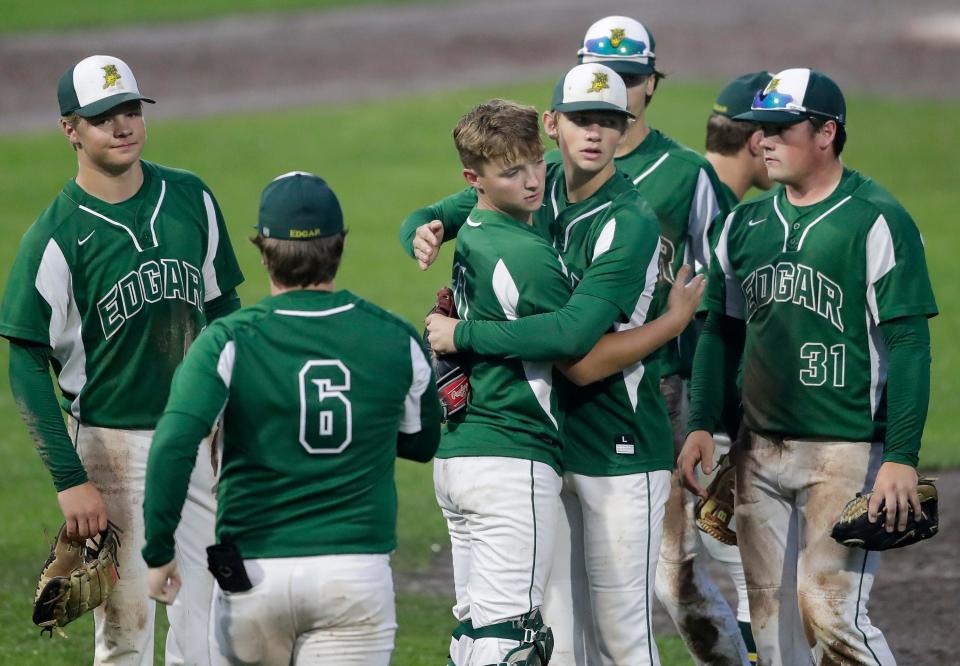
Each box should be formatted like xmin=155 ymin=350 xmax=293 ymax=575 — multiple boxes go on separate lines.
xmin=479 ymin=608 xmax=554 ymax=665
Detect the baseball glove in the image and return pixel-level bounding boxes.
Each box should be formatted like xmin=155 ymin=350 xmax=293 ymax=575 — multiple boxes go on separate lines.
xmin=695 ymin=454 xmax=737 ymax=546
xmin=33 ymin=523 xmax=121 ymax=636
xmin=423 ymin=287 xmax=470 ymax=421
xmin=830 ymin=478 xmax=938 ymax=551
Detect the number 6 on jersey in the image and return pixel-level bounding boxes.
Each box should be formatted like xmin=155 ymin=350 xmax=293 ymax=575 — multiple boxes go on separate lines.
xmin=299 ymin=360 xmax=353 ymax=453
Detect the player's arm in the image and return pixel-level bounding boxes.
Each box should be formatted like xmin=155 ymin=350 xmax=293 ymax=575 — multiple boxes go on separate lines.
xmin=142 ymin=325 xmax=231 ymax=571
xmin=8 ymin=339 xmax=107 ymax=540
xmin=862 ymin=209 xmax=939 ymax=529
xmin=204 ymin=288 xmax=241 ymax=322
xmin=396 ymin=337 xmax=442 ymax=462
xmin=559 ymin=265 xmax=706 ymax=385
xmin=867 ymin=315 xmax=932 ymax=530
xmin=201 ymin=186 xmax=245 ymax=303
xmin=432 ymin=200 xmax=655 ymax=361
xmin=687 ymin=165 xmax=728 ymax=271
xmin=680 ymin=212 xmax=745 ymax=496
xmin=399 ymin=187 xmax=477 ymax=269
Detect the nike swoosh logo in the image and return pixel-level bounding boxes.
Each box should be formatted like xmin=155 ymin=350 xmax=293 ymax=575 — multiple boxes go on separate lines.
xmin=747 ymin=218 xmax=767 ymax=227
xmin=78 ymin=230 xmax=96 ymax=246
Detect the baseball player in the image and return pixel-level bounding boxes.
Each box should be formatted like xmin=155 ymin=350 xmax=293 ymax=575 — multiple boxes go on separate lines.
xmin=425 ymin=93 xmax=706 ymax=666
xmin=143 ymin=172 xmax=441 ymax=665
xmin=680 ymin=68 xmax=938 ymax=665
xmin=570 ymin=17 xmax=756 ymax=665
xmin=650 ymin=71 xmax=779 ymax=666
xmin=0 ymin=55 xmax=244 ymax=665
xmin=407 ymin=64 xmax=678 ymax=665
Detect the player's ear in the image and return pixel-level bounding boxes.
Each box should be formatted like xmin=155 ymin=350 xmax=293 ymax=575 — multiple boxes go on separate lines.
xmin=543 ymin=111 xmax=559 ymax=141
xmin=60 ymin=118 xmax=81 ymax=150
xmin=748 ymin=128 xmax=764 ymax=156
xmin=463 ymin=168 xmax=483 ymax=194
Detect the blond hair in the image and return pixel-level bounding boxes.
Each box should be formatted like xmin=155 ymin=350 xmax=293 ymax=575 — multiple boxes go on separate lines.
xmin=453 ymin=99 xmax=543 ymax=173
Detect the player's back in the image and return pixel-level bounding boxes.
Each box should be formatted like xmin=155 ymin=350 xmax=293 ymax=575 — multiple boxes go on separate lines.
xmin=210 ymin=289 xmax=426 ymax=558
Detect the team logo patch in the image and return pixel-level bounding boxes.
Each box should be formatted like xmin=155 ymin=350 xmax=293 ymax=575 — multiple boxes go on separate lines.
xmin=101 ymin=64 xmax=122 ymax=90
xmin=587 ymin=71 xmax=609 ymax=94
xmin=609 ymin=27 xmax=626 ymax=48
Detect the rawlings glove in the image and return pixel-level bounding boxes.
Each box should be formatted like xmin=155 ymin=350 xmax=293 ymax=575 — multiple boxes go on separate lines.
xmin=423 ymin=287 xmax=470 ymax=421
xmin=695 ymin=453 xmax=737 ymax=546
xmin=830 ymin=478 xmax=938 ymax=551
xmin=33 ymin=522 xmax=121 ymax=635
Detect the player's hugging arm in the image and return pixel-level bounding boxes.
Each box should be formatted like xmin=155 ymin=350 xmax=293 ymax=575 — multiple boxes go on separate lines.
xmin=399 ymin=187 xmax=477 ymax=266
xmin=559 ymin=265 xmax=706 ymax=386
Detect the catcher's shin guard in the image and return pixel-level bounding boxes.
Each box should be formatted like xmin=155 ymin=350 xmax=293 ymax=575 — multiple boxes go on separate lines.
xmin=480 ymin=608 xmax=554 ymax=665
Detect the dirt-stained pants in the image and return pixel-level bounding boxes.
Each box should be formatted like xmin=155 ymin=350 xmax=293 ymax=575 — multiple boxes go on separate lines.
xmin=72 ymin=419 xmax=216 ymax=666
xmin=735 ymin=433 xmax=896 ymax=666
xmin=655 ymin=376 xmax=751 ymax=665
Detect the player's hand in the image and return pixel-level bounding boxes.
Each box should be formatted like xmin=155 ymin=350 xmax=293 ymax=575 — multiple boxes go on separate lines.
xmin=57 ymin=481 xmax=108 ymax=542
xmin=425 ymin=313 xmax=459 ymax=354
xmin=678 ymin=430 xmax=716 ymax=498
xmin=663 ymin=265 xmax=706 ymax=335
xmin=148 ymin=560 xmax=182 ymax=605
xmin=868 ymin=461 xmax=921 ymax=533
xmin=413 ymin=221 xmax=444 ymax=271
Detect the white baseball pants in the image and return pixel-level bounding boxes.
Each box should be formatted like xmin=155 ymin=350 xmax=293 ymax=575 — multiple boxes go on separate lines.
xmin=736 ymin=433 xmax=896 ymax=666
xmin=434 ymin=456 xmax=561 ymax=665
xmin=655 ymin=375 xmax=751 ymax=665
xmin=543 ymin=469 xmax=671 ymax=666
xmin=211 ymin=553 xmax=395 ymax=665
xmin=71 ymin=419 xmax=216 ymax=666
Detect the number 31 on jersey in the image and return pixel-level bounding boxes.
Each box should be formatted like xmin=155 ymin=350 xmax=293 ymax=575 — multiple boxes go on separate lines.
xmin=799 ymin=343 xmax=846 ymax=387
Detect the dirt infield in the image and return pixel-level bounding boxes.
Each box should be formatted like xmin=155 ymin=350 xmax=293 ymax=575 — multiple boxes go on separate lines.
xmin=2 ymin=1 xmax=956 ymax=661
xmin=2 ymin=0 xmax=959 ymax=133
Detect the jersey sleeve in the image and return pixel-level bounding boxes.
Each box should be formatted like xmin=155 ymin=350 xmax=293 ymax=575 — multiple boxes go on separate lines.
xmin=396 ymin=336 xmax=441 ymax=462
xmin=142 ymin=322 xmax=234 ymax=566
xmin=865 ymin=209 xmax=938 ymax=324
xmin=687 ymin=166 xmax=728 ymax=271
xmin=398 ymin=187 xmax=477 ymax=259
xmin=199 ymin=187 xmax=244 ymax=303
xmin=0 ymin=228 xmax=62 ymax=346
xmin=573 ymin=194 xmax=658 ymax=317
xmin=704 ymin=212 xmax=746 ymax=319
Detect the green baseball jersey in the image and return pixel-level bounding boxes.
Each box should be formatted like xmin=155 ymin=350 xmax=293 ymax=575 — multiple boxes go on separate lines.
xmin=706 ymin=168 xmax=938 ymax=442
xmin=441 ymin=207 xmax=572 ymax=473
xmin=544 ymin=165 xmax=673 ymax=475
xmin=0 ymin=161 xmax=243 ymax=429
xmin=550 ymin=129 xmax=729 ymax=378
xmin=147 ymin=289 xmax=440 ymax=558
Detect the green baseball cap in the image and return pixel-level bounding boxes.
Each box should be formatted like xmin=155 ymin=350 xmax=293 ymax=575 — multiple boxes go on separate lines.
xmin=58 ymin=55 xmax=155 ymax=118
xmin=735 ymin=68 xmax=846 ymax=126
xmin=551 ymin=63 xmax=635 ymax=119
xmin=256 ymin=172 xmax=344 ymax=240
xmin=712 ymin=71 xmax=773 ymax=118
xmin=577 ymin=16 xmax=657 ymax=76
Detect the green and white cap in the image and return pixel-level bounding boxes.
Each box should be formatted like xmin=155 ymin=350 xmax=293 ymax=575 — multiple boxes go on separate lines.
xmin=551 ymin=63 xmax=635 ymax=119
xmin=736 ymin=68 xmax=846 ymax=125
xmin=577 ymin=16 xmax=656 ymax=76
xmin=256 ymin=172 xmax=344 ymax=240
xmin=712 ymin=71 xmax=774 ymax=118
xmin=58 ymin=55 xmax=155 ymax=118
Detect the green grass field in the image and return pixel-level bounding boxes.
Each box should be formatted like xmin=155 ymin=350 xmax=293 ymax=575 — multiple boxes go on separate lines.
xmin=0 ymin=0 xmax=430 ymax=34
xmin=0 ymin=79 xmax=955 ymax=663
